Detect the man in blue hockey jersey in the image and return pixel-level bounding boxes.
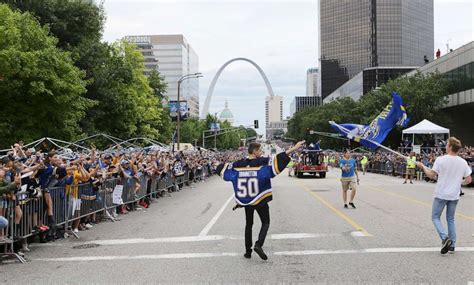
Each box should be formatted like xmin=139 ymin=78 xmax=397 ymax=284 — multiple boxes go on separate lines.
xmin=215 ymin=140 xmax=305 ymax=260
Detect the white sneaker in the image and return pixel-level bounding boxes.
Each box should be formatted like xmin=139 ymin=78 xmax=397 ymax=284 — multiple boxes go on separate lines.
xmin=112 ymin=212 xmax=118 ymax=218
xmin=85 ymin=223 xmax=93 ymax=229
xmin=73 ymin=228 xmax=79 ymax=233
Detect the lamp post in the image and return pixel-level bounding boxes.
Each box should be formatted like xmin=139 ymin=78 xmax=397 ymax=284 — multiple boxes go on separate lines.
xmin=177 ymin=73 xmax=202 ymax=151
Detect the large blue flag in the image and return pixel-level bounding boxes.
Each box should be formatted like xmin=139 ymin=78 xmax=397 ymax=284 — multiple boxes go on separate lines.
xmin=329 ymin=92 xmax=409 ymax=149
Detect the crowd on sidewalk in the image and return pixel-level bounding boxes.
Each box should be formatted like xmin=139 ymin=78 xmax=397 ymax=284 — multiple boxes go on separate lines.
xmin=0 ymin=141 xmax=245 ymax=259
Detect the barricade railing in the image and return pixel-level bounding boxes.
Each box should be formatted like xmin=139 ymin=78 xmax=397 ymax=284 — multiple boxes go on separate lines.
xmin=0 ymin=165 xmax=213 ymax=262
xmin=0 ymin=163 xmax=208 ymax=262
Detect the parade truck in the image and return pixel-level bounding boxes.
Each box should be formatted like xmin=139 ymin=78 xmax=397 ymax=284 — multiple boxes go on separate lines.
xmin=294 ymin=149 xmax=328 ymax=178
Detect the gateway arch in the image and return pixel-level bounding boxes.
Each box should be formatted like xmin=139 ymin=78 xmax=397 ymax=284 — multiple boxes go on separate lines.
xmin=200 ymin=57 xmax=275 ymax=119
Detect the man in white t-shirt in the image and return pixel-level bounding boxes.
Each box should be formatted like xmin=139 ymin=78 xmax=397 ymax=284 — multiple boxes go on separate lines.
xmin=417 ymin=137 xmax=472 ymax=254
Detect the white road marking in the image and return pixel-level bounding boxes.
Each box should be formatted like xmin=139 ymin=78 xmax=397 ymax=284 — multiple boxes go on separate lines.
xmin=35 ymin=247 xmax=474 ymax=262
xmin=36 ymin=252 xmax=240 ymax=262
xmin=80 ymin=233 xmax=338 ymax=246
xmin=85 ymin=235 xmax=229 ymax=245
xmin=270 ymin=233 xmax=335 ymax=239
xmin=350 ymin=231 xmax=366 ymax=237
xmin=198 ymin=194 xmax=234 ymax=237
xmin=274 ymin=247 xmax=474 ymax=256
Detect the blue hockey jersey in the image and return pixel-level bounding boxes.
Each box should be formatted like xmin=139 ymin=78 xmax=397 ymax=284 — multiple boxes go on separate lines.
xmin=218 ymin=152 xmax=290 ymax=206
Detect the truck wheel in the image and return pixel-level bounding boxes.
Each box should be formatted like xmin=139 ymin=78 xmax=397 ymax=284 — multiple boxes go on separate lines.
xmin=320 ymin=172 xmax=326 ymax=178
xmin=297 ymin=171 xmax=303 ymax=178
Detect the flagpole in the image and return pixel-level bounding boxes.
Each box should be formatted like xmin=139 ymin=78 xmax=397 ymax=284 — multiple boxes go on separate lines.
xmin=329 ymin=121 xmax=409 ymax=160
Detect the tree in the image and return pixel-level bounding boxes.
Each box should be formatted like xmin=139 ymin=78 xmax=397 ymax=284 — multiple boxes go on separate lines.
xmin=0 ymin=4 xmax=92 ymax=147
xmin=287 ymin=97 xmax=361 ymax=149
xmin=287 ymin=72 xmax=449 ymax=150
xmin=148 ymin=70 xmax=171 ymax=142
xmin=79 ymin=40 xmax=163 ymax=139
xmin=2 ymin=0 xmax=105 ymax=50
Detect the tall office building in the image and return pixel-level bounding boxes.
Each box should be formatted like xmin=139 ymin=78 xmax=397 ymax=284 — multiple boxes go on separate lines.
xmin=319 ymin=0 xmax=434 ymax=99
xmin=265 ymin=95 xmax=283 ymax=125
xmin=125 ymin=35 xmax=200 ymax=117
xmin=265 ymin=95 xmax=283 ymax=140
xmin=290 ymin=96 xmax=322 ymax=116
xmin=306 ymin=68 xmax=320 ymax=97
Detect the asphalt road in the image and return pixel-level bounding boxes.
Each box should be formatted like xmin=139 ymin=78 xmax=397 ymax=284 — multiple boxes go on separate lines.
xmin=1 ymin=160 xmax=473 ymax=284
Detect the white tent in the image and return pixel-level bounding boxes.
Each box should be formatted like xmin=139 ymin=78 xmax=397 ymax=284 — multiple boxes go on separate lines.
xmin=402 ymin=119 xmax=450 ymax=153
xmin=402 ymin=119 xmax=450 ymax=135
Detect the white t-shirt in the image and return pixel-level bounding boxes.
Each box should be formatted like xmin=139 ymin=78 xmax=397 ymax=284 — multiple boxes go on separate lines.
xmin=432 ymin=155 xmax=472 ymax=200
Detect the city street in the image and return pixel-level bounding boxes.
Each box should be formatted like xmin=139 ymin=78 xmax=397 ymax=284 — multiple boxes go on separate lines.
xmin=2 ymin=167 xmax=473 ymax=284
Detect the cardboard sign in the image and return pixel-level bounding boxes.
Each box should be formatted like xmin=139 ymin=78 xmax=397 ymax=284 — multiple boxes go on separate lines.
xmin=112 ymin=185 xmax=124 ymax=205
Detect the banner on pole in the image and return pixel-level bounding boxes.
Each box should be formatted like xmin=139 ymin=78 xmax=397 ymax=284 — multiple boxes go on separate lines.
xmin=170 ymin=100 xmax=189 ymax=121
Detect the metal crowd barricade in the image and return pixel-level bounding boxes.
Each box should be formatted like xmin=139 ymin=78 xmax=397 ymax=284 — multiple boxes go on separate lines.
xmin=102 ymin=177 xmax=119 ymax=220
xmin=1 ymin=170 xmax=214 ymax=263
xmin=0 ymin=198 xmax=26 ymax=263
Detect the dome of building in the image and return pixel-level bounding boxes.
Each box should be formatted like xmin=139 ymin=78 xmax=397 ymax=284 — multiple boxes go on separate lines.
xmin=219 ymin=100 xmax=234 ymax=125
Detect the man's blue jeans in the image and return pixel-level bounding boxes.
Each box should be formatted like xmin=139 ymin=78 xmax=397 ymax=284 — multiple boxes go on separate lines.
xmin=432 ymin=198 xmax=458 ymax=247
xmin=0 ymin=216 xmax=8 ymax=230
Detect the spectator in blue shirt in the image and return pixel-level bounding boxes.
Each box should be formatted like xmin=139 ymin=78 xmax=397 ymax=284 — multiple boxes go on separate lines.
xmin=339 ymin=151 xmax=359 ymax=209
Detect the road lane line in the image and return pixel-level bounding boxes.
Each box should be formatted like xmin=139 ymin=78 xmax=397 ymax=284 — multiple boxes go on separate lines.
xmin=36 ymin=252 xmax=240 ymax=262
xmin=366 ymin=186 xmax=474 ymax=221
xmin=84 ymin=235 xmax=229 ymax=245
xmin=297 ymin=181 xmax=372 ymax=237
xmin=198 ymin=194 xmax=234 ymax=237
xmin=35 ymin=247 xmax=474 ymax=262
xmin=30 ymin=232 xmax=351 ymax=248
xmin=270 ymin=233 xmax=335 ymax=239
xmin=74 ymin=233 xmax=341 ymax=246
xmin=275 ymin=246 xmax=474 ymax=256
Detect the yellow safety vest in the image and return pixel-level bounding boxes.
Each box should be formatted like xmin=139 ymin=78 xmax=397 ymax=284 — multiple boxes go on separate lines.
xmin=406 ymin=156 xmax=416 ymax=169
xmin=361 ymin=156 xmax=368 ymax=165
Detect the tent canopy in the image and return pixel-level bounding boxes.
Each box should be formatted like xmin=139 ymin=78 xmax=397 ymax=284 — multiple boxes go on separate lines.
xmin=402 ymin=119 xmax=450 ymax=135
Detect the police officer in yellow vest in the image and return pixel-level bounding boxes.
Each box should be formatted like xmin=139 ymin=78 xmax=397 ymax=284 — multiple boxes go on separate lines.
xmin=360 ymin=155 xmax=368 ymax=175
xmin=329 ymin=156 xmax=336 ymax=168
xmin=404 ymin=151 xmax=417 ymax=184
xmin=323 ymin=153 xmax=329 ymax=169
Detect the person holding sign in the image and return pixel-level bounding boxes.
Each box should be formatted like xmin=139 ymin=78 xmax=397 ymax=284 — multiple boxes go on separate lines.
xmin=215 ymin=140 xmax=305 ymax=260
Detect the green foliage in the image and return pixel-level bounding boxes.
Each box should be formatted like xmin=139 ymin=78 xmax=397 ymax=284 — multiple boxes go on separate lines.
xmin=2 ymin=0 xmax=105 ymax=50
xmin=79 ymin=40 xmax=163 ymax=139
xmin=148 ymin=70 xmax=172 ymax=142
xmin=287 ymin=72 xmax=449 ymax=150
xmin=176 ymin=114 xmax=256 ymax=150
xmin=0 ymin=4 xmax=92 ymax=146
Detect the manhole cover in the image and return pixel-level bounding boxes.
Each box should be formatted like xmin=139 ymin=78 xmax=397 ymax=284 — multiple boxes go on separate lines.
xmin=310 ymin=189 xmax=331 ymax=192
xmin=73 ymin=243 xmax=100 ymax=249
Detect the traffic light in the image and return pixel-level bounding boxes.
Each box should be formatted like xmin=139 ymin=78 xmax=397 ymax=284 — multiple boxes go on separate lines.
xmin=254 ymin=120 xmax=259 ymax=129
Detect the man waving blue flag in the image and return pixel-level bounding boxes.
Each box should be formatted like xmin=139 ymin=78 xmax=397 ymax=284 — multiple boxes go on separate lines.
xmin=330 ymin=92 xmax=409 ymax=149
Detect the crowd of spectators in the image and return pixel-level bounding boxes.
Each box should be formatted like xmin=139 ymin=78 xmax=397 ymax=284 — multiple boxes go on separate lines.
xmin=0 ymin=141 xmax=245 ymax=258
xmin=327 ymin=146 xmax=473 ymax=185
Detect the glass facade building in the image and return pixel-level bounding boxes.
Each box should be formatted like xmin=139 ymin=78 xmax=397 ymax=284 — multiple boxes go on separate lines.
xmin=319 ymin=0 xmax=434 ymax=99
xmin=290 ymin=96 xmax=322 ymax=116
xmin=323 ymin=67 xmax=415 ymax=103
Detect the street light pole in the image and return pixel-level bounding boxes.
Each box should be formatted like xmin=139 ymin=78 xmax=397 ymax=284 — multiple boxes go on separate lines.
xmin=176 ymin=73 xmax=202 ymax=151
